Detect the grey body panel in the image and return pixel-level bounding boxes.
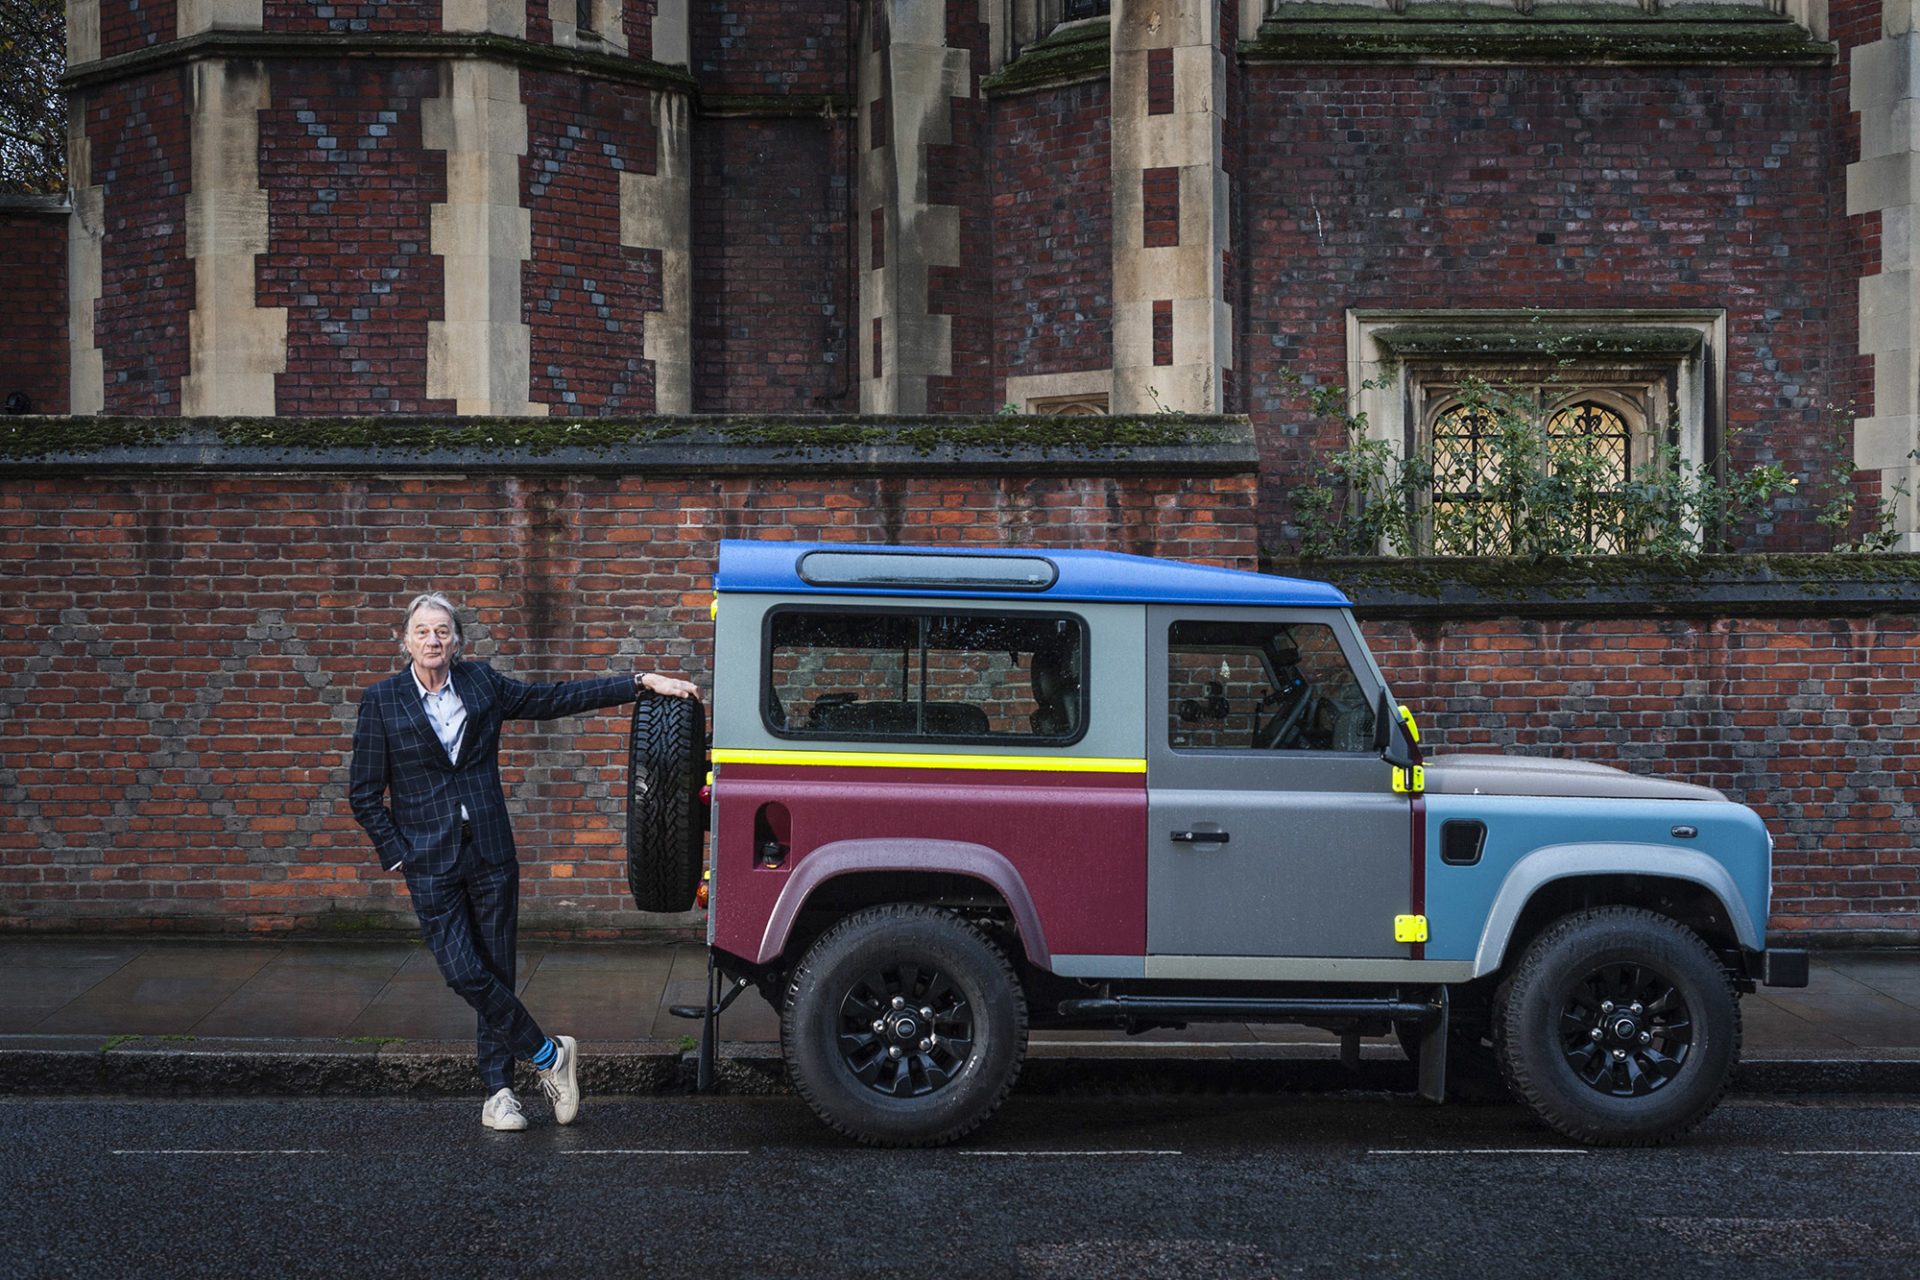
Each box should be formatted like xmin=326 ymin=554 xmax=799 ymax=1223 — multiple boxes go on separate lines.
xmin=1050 ymin=954 xmax=1149 ymax=979
xmin=1145 ymin=955 xmax=1476 ymax=983
xmin=1425 ymin=753 xmax=1725 ymax=802
xmin=1144 ymin=604 xmax=1412 ymax=960
xmin=712 ymin=592 xmax=1148 ymax=759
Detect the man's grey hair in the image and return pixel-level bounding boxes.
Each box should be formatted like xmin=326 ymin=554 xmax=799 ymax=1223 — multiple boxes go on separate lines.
xmin=401 ymin=592 xmax=465 ymax=655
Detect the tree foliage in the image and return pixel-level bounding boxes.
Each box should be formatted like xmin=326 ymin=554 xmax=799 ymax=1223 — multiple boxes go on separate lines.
xmin=0 ymin=0 xmax=67 ymax=195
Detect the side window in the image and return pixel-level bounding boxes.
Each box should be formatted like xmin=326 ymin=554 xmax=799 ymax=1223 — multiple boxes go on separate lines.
xmin=766 ymin=609 xmax=1085 ymax=743
xmin=1167 ymin=619 xmax=1375 ymax=753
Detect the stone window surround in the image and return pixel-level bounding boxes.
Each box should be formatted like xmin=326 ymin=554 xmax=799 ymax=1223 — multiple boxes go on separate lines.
xmin=1345 ymin=308 xmax=1727 ymax=539
xmin=1005 ymin=368 xmax=1113 ymax=414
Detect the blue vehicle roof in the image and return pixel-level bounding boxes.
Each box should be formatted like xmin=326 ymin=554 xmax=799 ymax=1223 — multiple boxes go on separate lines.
xmin=714 ymin=540 xmax=1352 ymax=608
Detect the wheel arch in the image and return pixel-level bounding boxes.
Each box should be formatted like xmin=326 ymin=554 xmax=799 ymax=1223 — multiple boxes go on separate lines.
xmin=754 ymin=838 xmax=1050 ymax=970
xmin=1472 ymin=843 xmax=1763 ymax=979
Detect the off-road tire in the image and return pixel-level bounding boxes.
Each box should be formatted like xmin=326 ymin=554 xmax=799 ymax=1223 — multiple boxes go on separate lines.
xmin=624 ymin=694 xmax=705 ymax=913
xmin=782 ymin=904 xmax=1028 ymax=1147
xmin=1493 ymin=906 xmax=1740 ymax=1146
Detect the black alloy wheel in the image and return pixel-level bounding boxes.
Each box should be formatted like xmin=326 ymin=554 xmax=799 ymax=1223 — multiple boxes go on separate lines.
xmin=1556 ymin=959 xmax=1694 ymax=1098
xmin=835 ymin=957 xmax=977 ymax=1098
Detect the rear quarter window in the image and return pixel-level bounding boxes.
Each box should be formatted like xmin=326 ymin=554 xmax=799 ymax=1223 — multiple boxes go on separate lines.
xmin=763 ymin=607 xmax=1088 ymax=745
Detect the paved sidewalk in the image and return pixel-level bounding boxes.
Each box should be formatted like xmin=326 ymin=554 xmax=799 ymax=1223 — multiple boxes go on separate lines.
xmin=2 ymin=937 xmax=1918 ymax=1097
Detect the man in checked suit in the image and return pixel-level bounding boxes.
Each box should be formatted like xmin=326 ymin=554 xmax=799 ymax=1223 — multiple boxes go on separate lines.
xmin=350 ymin=592 xmax=697 ymax=1131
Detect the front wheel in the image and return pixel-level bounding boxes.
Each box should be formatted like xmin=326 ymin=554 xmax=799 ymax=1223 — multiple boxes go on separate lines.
xmin=782 ymin=904 xmax=1027 ymax=1147
xmin=1493 ymin=907 xmax=1740 ymax=1146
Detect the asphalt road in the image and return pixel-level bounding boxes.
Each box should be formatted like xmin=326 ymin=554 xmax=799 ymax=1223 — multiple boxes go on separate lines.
xmin=11 ymin=1092 xmax=1920 ymax=1280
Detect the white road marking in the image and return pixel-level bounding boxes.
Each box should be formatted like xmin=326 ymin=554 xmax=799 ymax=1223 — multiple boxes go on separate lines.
xmin=112 ymin=1149 xmax=329 ymax=1156
xmin=558 ymin=1149 xmax=751 ymax=1156
xmin=1784 ymin=1150 xmax=1920 ymax=1156
xmin=957 ymin=1150 xmax=1182 ymax=1157
xmin=1368 ymin=1148 xmax=1590 ymax=1156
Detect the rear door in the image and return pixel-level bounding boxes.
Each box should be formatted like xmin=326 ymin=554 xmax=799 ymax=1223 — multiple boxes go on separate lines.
xmin=1145 ymin=605 xmax=1412 ymax=961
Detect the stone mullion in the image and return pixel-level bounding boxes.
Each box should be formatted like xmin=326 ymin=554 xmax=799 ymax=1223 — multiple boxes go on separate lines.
xmin=1111 ymin=0 xmax=1231 ymax=416
xmin=858 ymin=0 xmax=971 ymax=415
xmin=1847 ymin=18 xmax=1920 ymax=550
xmin=182 ymin=61 xmax=289 ymax=416
xmin=620 ymin=91 xmax=693 ymax=414
xmin=422 ymin=60 xmax=541 ymax=417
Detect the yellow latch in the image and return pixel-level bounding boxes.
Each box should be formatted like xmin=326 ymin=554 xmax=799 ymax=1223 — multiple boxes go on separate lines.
xmin=1397 ymin=704 xmax=1420 ymax=744
xmin=1392 ymin=765 xmax=1425 ymax=795
xmin=1394 ymin=914 xmax=1429 ymax=944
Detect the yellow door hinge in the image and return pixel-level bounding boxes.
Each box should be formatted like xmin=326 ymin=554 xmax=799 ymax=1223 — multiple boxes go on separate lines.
xmin=1394 ymin=914 xmax=1429 ymax=944
xmin=1392 ymin=764 xmax=1425 ymax=794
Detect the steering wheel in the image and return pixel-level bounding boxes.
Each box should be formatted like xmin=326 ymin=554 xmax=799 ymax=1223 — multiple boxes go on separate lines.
xmin=1253 ymin=685 xmax=1319 ymax=750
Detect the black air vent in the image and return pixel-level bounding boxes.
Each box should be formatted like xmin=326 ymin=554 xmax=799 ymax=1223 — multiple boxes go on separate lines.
xmin=1440 ymin=820 xmax=1487 ymax=867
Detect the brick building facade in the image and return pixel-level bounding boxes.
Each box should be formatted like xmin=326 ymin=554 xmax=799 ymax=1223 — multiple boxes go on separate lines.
xmin=4 ymin=0 xmax=1920 ymax=937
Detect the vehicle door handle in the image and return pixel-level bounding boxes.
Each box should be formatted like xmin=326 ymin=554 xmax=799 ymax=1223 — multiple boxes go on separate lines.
xmin=1170 ymin=830 xmax=1230 ymax=844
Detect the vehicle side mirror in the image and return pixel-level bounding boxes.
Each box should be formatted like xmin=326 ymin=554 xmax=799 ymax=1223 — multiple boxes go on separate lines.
xmin=1376 ymin=690 xmax=1414 ymax=770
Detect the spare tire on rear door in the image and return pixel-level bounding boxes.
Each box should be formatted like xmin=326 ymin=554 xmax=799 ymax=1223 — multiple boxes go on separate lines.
xmin=626 ymin=693 xmax=706 ymax=912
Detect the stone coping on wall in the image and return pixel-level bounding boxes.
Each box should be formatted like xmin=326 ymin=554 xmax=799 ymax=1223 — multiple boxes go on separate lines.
xmin=1267 ymin=554 xmax=1920 ymax=619
xmin=60 ymin=30 xmax=703 ymax=97
xmin=0 ymin=194 xmax=70 ymax=215
xmin=0 ymin=413 xmax=1255 ymax=477
xmin=1245 ymin=6 xmax=1835 ymax=65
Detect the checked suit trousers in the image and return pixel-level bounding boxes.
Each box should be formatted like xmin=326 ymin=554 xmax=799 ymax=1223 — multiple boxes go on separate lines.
xmin=404 ymin=834 xmax=545 ymax=1092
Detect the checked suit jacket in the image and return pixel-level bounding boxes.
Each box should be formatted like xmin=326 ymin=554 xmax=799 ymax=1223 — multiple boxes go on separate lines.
xmin=349 ymin=660 xmax=635 ymax=876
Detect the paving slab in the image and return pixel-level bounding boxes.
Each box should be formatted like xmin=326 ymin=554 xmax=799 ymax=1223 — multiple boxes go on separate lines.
xmin=30 ymin=945 xmax=281 ymax=1037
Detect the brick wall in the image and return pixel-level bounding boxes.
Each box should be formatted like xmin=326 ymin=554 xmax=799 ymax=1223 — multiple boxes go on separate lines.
xmin=1242 ymin=64 xmax=1864 ymax=552
xmin=691 ymin=115 xmax=855 ymax=412
xmin=0 ymin=464 xmax=1256 ymax=935
xmin=90 ymin=72 xmax=193 ymax=415
xmin=259 ymin=61 xmax=452 ymax=415
xmin=263 ymin=0 xmax=439 ymax=34
xmin=690 ymin=0 xmax=849 ymax=96
xmin=523 ymin=73 xmax=660 ymax=414
xmin=100 ymin=0 xmax=179 ymax=60
xmin=990 ymin=80 xmax=1113 ymax=387
xmin=1367 ymin=614 xmax=1920 ymax=940
xmin=0 ymin=204 xmax=68 ymax=415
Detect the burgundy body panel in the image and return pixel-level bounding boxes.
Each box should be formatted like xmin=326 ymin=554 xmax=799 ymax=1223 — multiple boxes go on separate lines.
xmin=711 ymin=762 xmax=1147 ymax=968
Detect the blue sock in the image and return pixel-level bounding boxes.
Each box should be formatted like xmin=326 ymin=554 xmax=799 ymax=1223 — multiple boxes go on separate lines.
xmin=530 ymin=1038 xmax=557 ymax=1070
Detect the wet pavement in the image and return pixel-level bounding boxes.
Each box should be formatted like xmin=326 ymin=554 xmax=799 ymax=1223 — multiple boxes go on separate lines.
xmin=2 ymin=937 xmax=1917 ymax=1096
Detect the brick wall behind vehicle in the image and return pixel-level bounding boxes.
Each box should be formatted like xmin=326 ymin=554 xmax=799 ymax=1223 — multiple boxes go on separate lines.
xmin=523 ymin=74 xmax=661 ymax=415
xmin=1242 ymin=62 xmax=1869 ymax=553
xmin=691 ymin=115 xmax=855 ymax=412
xmin=0 ymin=469 xmax=1256 ymax=935
xmin=259 ymin=61 xmax=453 ymax=415
xmin=90 ymin=73 xmax=194 ymax=415
xmin=0 ymin=209 xmax=68 ymax=416
xmin=1365 ymin=615 xmax=1920 ymax=939
xmin=990 ymin=80 xmax=1113 ymax=391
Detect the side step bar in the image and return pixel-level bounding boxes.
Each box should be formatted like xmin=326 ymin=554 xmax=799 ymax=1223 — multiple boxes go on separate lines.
xmin=1057 ymin=990 xmax=1452 ymax=1103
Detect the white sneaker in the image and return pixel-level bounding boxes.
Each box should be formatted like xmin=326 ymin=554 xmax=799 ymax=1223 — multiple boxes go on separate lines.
xmin=538 ymin=1034 xmax=581 ymax=1125
xmin=481 ymin=1087 xmax=528 ymax=1132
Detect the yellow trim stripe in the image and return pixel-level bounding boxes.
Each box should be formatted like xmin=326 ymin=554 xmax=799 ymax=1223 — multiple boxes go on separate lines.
xmin=711 ymin=748 xmax=1146 ymax=774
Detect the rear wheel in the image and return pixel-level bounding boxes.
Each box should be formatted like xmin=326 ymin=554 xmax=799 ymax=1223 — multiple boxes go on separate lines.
xmin=1493 ymin=907 xmax=1739 ymax=1146
xmin=782 ymin=904 xmax=1027 ymax=1147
